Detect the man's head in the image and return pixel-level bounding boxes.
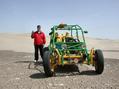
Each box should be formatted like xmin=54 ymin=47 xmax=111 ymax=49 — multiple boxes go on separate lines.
xmin=37 ymin=25 xmax=41 ymax=32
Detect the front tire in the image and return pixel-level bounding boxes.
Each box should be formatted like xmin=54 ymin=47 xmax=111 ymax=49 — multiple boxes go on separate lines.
xmin=43 ymin=51 xmax=53 ymax=77
xmin=94 ymin=49 xmax=104 ymax=74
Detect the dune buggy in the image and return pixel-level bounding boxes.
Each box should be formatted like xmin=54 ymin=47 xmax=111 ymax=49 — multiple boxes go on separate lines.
xmin=43 ymin=24 xmax=104 ymax=77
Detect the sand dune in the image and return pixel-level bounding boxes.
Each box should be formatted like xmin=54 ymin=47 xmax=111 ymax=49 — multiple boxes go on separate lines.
xmin=0 ymin=33 xmax=119 ymax=59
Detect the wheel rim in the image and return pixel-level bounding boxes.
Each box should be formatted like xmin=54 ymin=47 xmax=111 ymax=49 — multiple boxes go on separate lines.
xmin=50 ymin=55 xmax=55 ymax=72
xmin=94 ymin=52 xmax=98 ymax=71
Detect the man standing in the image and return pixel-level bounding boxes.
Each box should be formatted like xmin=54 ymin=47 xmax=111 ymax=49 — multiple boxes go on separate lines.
xmin=31 ymin=25 xmax=46 ymax=62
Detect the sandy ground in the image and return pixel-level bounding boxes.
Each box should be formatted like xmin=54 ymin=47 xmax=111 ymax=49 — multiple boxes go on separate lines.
xmin=0 ymin=33 xmax=119 ymax=89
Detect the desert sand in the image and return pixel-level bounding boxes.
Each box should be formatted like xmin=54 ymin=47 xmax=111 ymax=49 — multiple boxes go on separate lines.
xmin=0 ymin=33 xmax=119 ymax=89
xmin=0 ymin=33 xmax=119 ymax=58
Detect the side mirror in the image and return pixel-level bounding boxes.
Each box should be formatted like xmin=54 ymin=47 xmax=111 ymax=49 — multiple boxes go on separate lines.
xmin=49 ymin=32 xmax=53 ymax=35
xmin=84 ymin=31 xmax=88 ymax=33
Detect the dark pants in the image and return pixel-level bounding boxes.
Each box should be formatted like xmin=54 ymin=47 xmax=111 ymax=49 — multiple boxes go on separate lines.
xmin=34 ymin=45 xmax=43 ymax=60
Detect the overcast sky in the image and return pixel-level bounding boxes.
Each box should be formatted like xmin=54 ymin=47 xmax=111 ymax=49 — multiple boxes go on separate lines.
xmin=0 ymin=0 xmax=119 ymax=39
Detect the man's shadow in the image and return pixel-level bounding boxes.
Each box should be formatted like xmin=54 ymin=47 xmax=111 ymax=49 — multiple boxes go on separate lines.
xmin=15 ymin=60 xmax=46 ymax=79
xmin=28 ymin=61 xmax=47 ymax=79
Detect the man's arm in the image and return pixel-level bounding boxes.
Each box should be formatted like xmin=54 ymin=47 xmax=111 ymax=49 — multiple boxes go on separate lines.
xmin=31 ymin=31 xmax=34 ymax=39
xmin=43 ymin=32 xmax=46 ymax=44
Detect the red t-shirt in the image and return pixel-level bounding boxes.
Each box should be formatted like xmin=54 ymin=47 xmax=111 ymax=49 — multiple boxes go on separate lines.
xmin=31 ymin=31 xmax=46 ymax=45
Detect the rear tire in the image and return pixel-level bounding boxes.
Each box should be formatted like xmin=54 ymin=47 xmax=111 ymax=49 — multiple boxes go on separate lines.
xmin=43 ymin=51 xmax=53 ymax=77
xmin=43 ymin=47 xmax=49 ymax=53
xmin=94 ymin=49 xmax=104 ymax=74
